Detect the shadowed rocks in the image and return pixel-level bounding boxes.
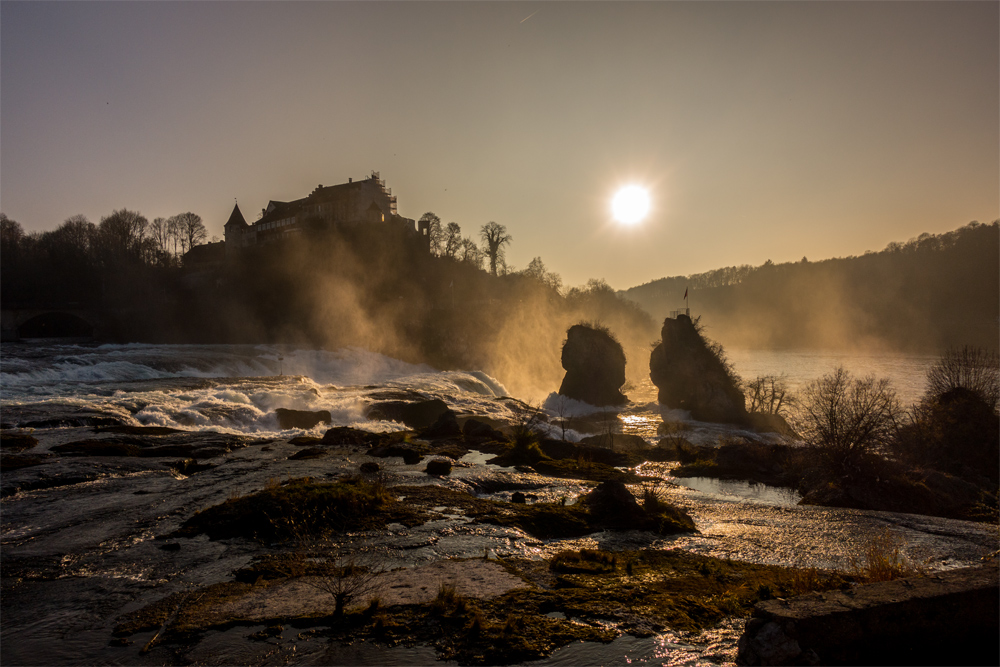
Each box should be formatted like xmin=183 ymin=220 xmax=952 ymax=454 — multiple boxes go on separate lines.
xmin=367 ymin=399 xmax=450 ymax=429
xmin=649 ymin=315 xmax=747 ymax=424
xmin=737 ymin=565 xmax=999 ymax=666
xmin=274 ymin=408 xmax=332 ymax=430
xmin=558 ymin=324 xmax=628 ymax=407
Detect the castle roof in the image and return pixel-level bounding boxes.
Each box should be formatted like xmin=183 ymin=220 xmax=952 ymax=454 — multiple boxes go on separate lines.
xmin=224 ymin=203 xmax=247 ymax=228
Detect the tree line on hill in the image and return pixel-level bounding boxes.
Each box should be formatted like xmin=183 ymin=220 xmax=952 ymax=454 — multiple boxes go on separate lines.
xmin=623 ymin=221 xmax=1000 ymax=352
xmin=1 ymin=210 xmax=208 ymax=307
xmin=0 ymin=209 xmax=652 ymax=399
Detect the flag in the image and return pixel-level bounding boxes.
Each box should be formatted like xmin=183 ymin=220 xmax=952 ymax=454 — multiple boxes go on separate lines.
xmin=683 ymin=288 xmax=688 ymax=300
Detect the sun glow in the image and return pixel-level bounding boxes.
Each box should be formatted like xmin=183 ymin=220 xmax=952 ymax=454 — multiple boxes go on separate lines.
xmin=611 ymin=185 xmax=650 ymax=224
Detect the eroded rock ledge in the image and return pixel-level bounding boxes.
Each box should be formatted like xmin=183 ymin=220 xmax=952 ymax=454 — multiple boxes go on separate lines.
xmin=737 ymin=564 xmax=999 ymax=666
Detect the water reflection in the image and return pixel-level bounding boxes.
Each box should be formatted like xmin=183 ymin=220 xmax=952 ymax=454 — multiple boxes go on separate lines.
xmin=671 ymin=477 xmax=801 ymax=506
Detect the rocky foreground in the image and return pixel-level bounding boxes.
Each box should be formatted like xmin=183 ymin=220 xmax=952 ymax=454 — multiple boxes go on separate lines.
xmin=2 ymin=401 xmax=997 ymax=666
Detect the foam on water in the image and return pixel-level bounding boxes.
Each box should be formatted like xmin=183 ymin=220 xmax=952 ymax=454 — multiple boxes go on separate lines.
xmin=1 ymin=343 xmax=513 ymax=436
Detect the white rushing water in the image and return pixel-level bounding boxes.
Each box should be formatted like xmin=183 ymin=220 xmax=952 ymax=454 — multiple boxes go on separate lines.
xmin=1 ymin=342 xmax=517 ymax=436
xmin=1 ymin=342 xmax=939 ymax=437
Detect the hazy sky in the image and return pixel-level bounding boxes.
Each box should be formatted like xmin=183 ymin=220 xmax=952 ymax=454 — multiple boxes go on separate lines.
xmin=2 ymin=1 xmax=997 ymax=289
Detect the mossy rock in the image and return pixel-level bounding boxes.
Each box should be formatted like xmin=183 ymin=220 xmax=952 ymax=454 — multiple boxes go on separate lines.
xmin=485 ymin=503 xmax=595 ymax=539
xmin=0 ymin=432 xmax=39 ymax=453
xmin=173 ymin=477 xmax=418 ymax=542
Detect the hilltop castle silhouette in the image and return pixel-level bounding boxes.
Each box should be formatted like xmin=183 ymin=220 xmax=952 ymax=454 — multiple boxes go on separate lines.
xmin=223 ymin=171 xmax=428 ymax=259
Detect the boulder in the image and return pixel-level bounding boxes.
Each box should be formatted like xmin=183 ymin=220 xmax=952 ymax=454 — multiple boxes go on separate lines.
xmin=582 ymin=480 xmax=641 ymax=518
xmin=510 ymin=491 xmax=527 ymax=504
xmin=359 ymin=461 xmax=381 ymax=474
xmin=557 ymin=324 xmax=628 ymax=407
xmin=649 ymin=315 xmax=748 ymax=424
xmin=582 ymin=479 xmax=697 ymax=534
xmin=420 ymin=410 xmax=462 ymax=439
xmin=287 ymin=447 xmax=326 ymax=461
xmin=746 ymin=412 xmax=797 ymax=437
xmin=321 ymin=427 xmax=383 ymax=447
xmin=274 ymin=408 xmax=332 ymax=430
xmin=736 ymin=566 xmax=999 ymax=666
xmin=368 ymin=445 xmax=423 ymax=465
xmin=367 ymin=399 xmax=450 ymax=429
xmin=462 ymin=418 xmax=506 ymax=443
xmin=425 ymin=458 xmax=453 ymax=476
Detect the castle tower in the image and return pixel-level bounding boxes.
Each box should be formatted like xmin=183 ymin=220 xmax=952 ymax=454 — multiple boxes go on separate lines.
xmin=223 ymin=202 xmax=248 ymax=260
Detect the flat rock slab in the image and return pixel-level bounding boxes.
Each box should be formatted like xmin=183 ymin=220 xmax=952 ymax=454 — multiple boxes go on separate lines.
xmin=737 ymin=564 xmax=999 ymax=665
xmin=200 ymin=559 xmax=529 ymax=625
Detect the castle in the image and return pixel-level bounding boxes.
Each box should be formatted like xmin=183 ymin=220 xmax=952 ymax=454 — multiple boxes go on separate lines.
xmin=223 ymin=171 xmax=428 ymax=258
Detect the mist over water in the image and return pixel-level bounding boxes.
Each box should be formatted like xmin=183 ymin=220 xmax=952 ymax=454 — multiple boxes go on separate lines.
xmin=725 ymin=348 xmax=937 ymax=407
xmin=1 ymin=342 xmax=938 ymax=436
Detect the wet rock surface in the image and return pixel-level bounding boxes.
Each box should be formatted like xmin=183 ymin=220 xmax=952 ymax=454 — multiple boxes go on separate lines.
xmin=462 ymin=418 xmax=506 ymax=443
xmin=0 ymin=431 xmax=39 ymax=452
xmin=737 ymin=565 xmax=1000 ymax=666
xmin=366 ymin=399 xmax=450 ymax=429
xmin=274 ymin=408 xmax=332 ymax=430
xmin=3 ymin=419 xmax=997 ymax=667
xmin=420 ymin=409 xmax=462 ymax=439
xmin=649 ymin=315 xmax=747 ymax=424
xmin=558 ymin=324 xmax=628 ymax=407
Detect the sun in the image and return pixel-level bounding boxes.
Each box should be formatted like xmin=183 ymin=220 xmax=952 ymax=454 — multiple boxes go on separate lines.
xmin=611 ymin=185 xmax=650 ymax=224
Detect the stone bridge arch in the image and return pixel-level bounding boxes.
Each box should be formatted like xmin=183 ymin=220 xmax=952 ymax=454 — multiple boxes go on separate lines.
xmin=1 ymin=308 xmax=106 ymax=341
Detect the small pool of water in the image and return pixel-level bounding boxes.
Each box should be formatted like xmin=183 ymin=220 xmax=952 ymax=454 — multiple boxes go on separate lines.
xmin=672 ymin=477 xmax=801 ymax=507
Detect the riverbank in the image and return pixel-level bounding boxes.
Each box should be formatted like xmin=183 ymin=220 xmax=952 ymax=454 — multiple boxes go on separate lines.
xmin=3 ymin=413 xmax=997 ymax=666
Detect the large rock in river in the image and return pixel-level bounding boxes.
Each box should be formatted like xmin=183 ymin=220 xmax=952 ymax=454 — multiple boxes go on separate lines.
xmin=649 ymin=315 xmax=747 ymax=424
xmin=274 ymin=408 xmax=332 ymax=430
xmin=367 ymin=399 xmax=450 ymax=429
xmin=558 ymin=324 xmax=628 ymax=406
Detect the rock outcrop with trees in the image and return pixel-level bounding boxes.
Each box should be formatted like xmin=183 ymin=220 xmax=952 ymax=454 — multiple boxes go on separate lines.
xmin=648 ymin=315 xmax=747 ymax=424
xmin=557 ymin=324 xmax=628 ymax=407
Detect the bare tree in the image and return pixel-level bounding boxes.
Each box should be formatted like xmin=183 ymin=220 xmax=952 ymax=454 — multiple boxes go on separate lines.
xmin=480 ymin=221 xmax=512 ymax=276
xmin=57 ymin=215 xmax=96 ymax=250
xmin=283 ymin=545 xmax=388 ymax=620
xmin=551 ymin=393 xmax=571 ymax=442
xmin=170 ymin=212 xmax=207 ymax=253
xmin=443 ymin=222 xmax=462 ymax=259
xmin=419 ymin=212 xmax=443 ymax=255
xmin=0 ymin=213 xmax=23 ymax=246
xmin=522 ymin=256 xmax=562 ymax=292
xmin=97 ymin=209 xmax=149 ymax=263
xmin=149 ymin=217 xmax=173 ymax=256
xmin=796 ymin=367 xmax=901 ymax=475
xmin=926 ymin=346 xmax=999 ymax=409
xmin=458 ymin=237 xmax=484 ymax=269
xmin=745 ymin=374 xmax=794 ymax=416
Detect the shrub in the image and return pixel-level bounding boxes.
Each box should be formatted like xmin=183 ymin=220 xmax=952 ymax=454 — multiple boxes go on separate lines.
xmin=275 ymin=544 xmax=391 ymax=620
xmin=744 ymin=374 xmax=795 ymax=417
xmin=795 ymin=367 xmax=901 ymax=478
xmin=926 ymin=346 xmax=999 ymax=410
xmin=179 ymin=476 xmax=392 ymax=542
xmin=894 ymin=388 xmax=1000 ymax=484
xmin=847 ymin=529 xmax=923 ymax=582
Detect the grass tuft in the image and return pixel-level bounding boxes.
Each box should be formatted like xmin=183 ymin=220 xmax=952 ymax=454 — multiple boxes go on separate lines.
xmin=848 ymin=529 xmax=924 ymax=582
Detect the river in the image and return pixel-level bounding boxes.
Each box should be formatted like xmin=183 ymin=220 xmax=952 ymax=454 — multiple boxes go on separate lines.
xmin=1 ymin=342 xmax=992 ymax=666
